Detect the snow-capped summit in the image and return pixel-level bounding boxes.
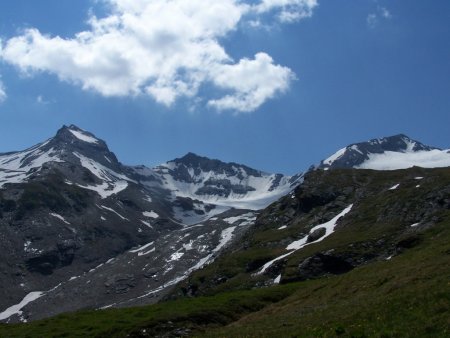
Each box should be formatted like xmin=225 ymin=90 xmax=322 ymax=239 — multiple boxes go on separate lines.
xmin=0 ymin=125 xmax=124 ymax=190
xmin=319 ymin=134 xmax=450 ymax=170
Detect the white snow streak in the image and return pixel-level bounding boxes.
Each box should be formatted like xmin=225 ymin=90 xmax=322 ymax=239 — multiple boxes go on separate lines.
xmin=0 ymin=292 xmax=44 ymax=321
xmin=100 ymin=205 xmax=129 ymax=221
xmin=129 ymin=242 xmax=154 ymax=253
xmin=258 ymin=205 xmax=353 ymax=274
xmin=214 ymin=227 xmax=236 ymax=252
xmin=49 ymin=213 xmax=70 ymax=225
xmin=388 ymin=184 xmax=400 ymax=191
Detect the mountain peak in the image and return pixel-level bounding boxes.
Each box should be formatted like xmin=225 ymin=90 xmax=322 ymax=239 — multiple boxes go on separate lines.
xmin=55 ymin=125 xmax=102 ymax=145
xmin=178 ymin=152 xmax=205 ymax=162
xmin=319 ymin=134 xmax=442 ymax=170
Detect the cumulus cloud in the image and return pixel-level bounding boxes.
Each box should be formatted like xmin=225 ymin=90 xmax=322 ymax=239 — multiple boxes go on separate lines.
xmin=0 ymin=0 xmax=317 ymax=113
xmin=208 ymin=53 xmax=295 ymax=112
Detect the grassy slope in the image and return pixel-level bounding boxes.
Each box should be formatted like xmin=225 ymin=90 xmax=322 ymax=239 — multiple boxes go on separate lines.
xmin=0 ymin=217 xmax=448 ymax=337
xmin=203 ymin=216 xmax=450 ymax=337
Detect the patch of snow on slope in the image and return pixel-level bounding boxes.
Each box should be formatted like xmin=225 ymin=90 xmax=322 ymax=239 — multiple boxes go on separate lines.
xmin=357 ymin=149 xmax=450 ymax=170
xmin=0 ymin=142 xmax=64 ymax=187
xmin=77 ymin=181 xmax=128 ymax=199
xmin=388 ymin=184 xmax=400 ymax=190
xmin=140 ymin=220 xmax=152 ymax=228
xmin=258 ymin=205 xmax=353 ymax=274
xmin=169 ymin=252 xmax=184 ymax=261
xmin=73 ymin=152 xmax=132 ymax=198
xmin=100 ymin=205 xmax=129 ymax=221
xmin=274 ymin=275 xmax=281 ymax=284
xmin=174 ymin=204 xmax=229 ymax=226
xmin=49 ymin=213 xmax=70 ymax=225
xmin=129 ymin=242 xmax=154 ymax=253
xmin=323 ymin=147 xmax=347 ymax=166
xmin=0 ymin=292 xmax=44 ymax=321
xmin=223 ymin=212 xmax=256 ymax=225
xmin=68 ymin=129 xmax=99 ymax=144
xmin=214 ymin=227 xmax=236 ymax=252
xmin=143 ymin=211 xmax=159 ymax=219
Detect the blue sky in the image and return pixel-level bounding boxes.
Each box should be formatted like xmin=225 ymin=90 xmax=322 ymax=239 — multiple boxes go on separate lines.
xmin=0 ymin=0 xmax=449 ymax=175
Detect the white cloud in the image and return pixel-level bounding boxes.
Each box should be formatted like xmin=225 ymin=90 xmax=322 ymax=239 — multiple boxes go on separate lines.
xmin=255 ymin=0 xmax=318 ymax=22
xmin=208 ymin=53 xmax=295 ymax=112
xmin=0 ymin=0 xmax=317 ymax=113
xmin=0 ymin=79 xmax=6 ymax=103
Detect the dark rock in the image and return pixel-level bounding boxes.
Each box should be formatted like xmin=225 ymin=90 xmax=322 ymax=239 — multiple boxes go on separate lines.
xmin=294 ymin=253 xmax=354 ymax=281
xmin=396 ymin=235 xmax=422 ymax=249
xmin=307 ymin=227 xmax=326 ymax=242
xmin=104 ymin=274 xmax=136 ymax=294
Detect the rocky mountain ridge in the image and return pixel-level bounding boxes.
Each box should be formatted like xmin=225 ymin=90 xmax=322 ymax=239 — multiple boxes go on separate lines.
xmin=0 ymin=125 xmax=298 ymax=322
xmin=0 ymin=125 xmax=449 ymax=324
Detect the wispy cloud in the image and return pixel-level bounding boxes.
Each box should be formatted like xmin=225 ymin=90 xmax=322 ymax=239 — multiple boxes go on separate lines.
xmin=367 ymin=5 xmax=392 ymax=29
xmin=36 ymin=95 xmax=53 ymax=105
xmin=0 ymin=0 xmax=318 ymax=113
xmin=0 ymin=78 xmax=6 ymax=103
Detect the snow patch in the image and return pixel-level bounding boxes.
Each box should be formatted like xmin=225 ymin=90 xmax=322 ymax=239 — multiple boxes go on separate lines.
xmin=129 ymin=242 xmax=154 ymax=253
xmin=258 ymin=205 xmax=353 ymax=274
xmin=100 ymin=205 xmax=129 ymax=221
xmin=49 ymin=213 xmax=70 ymax=225
xmin=388 ymin=184 xmax=400 ymax=190
xmin=323 ymin=147 xmax=347 ymax=166
xmin=278 ymin=225 xmax=287 ymax=230
xmin=223 ymin=212 xmax=256 ymax=225
xmin=274 ymin=274 xmax=281 ymax=284
xmin=69 ymin=129 xmax=99 ymax=144
xmin=143 ymin=211 xmax=159 ymax=219
xmin=0 ymin=292 xmax=44 ymax=321
xmin=214 ymin=227 xmax=236 ymax=252
xmin=357 ymin=149 xmax=450 ymax=170
xmin=169 ymin=252 xmax=184 ymax=261
xmin=140 ymin=220 xmax=152 ymax=228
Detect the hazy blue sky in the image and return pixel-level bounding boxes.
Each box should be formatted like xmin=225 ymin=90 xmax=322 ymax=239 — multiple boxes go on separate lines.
xmin=0 ymin=0 xmax=449 ymax=174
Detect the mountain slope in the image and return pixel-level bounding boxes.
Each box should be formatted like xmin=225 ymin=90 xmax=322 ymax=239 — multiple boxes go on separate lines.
xmin=1 ymin=166 xmax=448 ymax=337
xmin=0 ymin=125 xmax=296 ymax=322
xmin=169 ymin=166 xmax=450 ymax=298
